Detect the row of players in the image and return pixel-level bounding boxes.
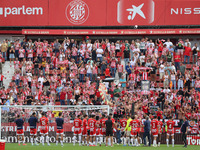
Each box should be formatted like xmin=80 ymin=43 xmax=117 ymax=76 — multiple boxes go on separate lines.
xmin=73 ymin=114 xmax=175 ymax=147
xmin=15 ymin=112 xmax=176 ymax=147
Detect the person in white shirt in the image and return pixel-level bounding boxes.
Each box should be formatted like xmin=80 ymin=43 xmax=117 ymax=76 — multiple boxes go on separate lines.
xmin=164 ymin=39 xmax=173 ymax=49
xmin=130 ymin=57 xmax=136 ymax=67
xmin=159 ymin=64 xmax=165 ymax=82
xmin=38 ymin=75 xmax=44 ymax=85
xmin=96 ymin=45 xmax=104 ymax=62
xmin=192 ymin=43 xmax=199 ymax=64
xmin=185 ymin=38 xmax=191 ymax=47
xmin=147 ymin=39 xmax=155 ymax=48
xmin=87 ymin=40 xmax=93 ymax=51
xmin=139 ymin=53 xmax=145 ymax=66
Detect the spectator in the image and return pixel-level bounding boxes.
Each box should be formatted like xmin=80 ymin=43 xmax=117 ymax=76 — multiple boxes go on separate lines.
xmin=1 ymin=40 xmax=8 ymax=61
xmin=184 ymin=43 xmax=191 ymax=64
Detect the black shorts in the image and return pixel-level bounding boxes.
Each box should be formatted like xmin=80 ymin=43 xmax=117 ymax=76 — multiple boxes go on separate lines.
xmin=121 ymin=131 xmax=125 ymax=136
xmin=106 ymin=130 xmax=113 ymax=137
xmin=87 ymin=129 xmax=90 ymax=136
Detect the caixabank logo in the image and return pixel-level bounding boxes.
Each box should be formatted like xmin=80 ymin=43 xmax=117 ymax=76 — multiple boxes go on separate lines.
xmin=0 ymin=5 xmax=43 ymax=17
xmin=65 ymin=0 xmax=89 ymax=25
xmin=117 ymin=0 xmax=154 ymax=25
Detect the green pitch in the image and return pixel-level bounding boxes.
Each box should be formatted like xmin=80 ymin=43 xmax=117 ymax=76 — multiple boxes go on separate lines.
xmin=5 ymin=144 xmax=200 ymax=150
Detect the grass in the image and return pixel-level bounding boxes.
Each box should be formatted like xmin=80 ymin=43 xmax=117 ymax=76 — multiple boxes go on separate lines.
xmin=5 ymin=143 xmax=200 ymax=150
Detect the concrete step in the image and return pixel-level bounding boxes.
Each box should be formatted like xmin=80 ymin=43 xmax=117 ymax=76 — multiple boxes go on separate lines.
xmin=2 ymin=61 xmax=15 ymax=89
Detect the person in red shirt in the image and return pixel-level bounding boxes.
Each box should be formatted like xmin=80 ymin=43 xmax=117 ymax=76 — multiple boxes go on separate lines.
xmin=82 ymin=114 xmax=88 ymax=146
xmin=73 ymin=115 xmax=82 ymax=146
xmin=59 ymin=88 xmax=66 ymax=105
xmin=166 ymin=116 xmax=175 ymax=147
xmin=95 ymin=116 xmax=100 ymax=146
xmin=174 ymin=52 xmax=181 ymax=70
xmin=99 ymin=114 xmax=107 ymax=146
xmin=151 ymin=116 xmax=158 ymax=147
xmin=105 ymin=65 xmax=111 ymax=78
xmin=156 ymin=108 xmax=163 ymax=119
xmin=142 ymin=104 xmax=149 ymax=114
xmin=120 ymin=116 xmax=127 ymax=145
xmin=184 ymin=43 xmax=192 ymax=64
xmin=157 ymin=116 xmax=163 ymax=147
xmin=39 ymin=112 xmax=50 ymax=146
xmin=88 ymin=114 xmax=97 ymax=146
xmin=129 ymin=115 xmax=139 ymax=146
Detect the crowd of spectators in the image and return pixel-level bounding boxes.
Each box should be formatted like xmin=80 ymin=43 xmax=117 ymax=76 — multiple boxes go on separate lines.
xmin=0 ymin=37 xmax=199 ymax=122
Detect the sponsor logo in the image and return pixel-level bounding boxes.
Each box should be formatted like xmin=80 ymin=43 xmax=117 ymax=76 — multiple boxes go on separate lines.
xmin=126 ymin=3 xmax=146 ymax=20
xmin=117 ymin=0 xmax=154 ymax=24
xmin=0 ymin=5 xmax=43 ymax=17
xmin=187 ymin=135 xmax=200 ymax=145
xmin=171 ymin=8 xmax=200 ymax=15
xmin=65 ymin=0 xmax=89 ymax=25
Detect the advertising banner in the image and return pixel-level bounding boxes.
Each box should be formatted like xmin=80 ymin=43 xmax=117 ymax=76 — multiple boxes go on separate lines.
xmin=0 ymin=0 xmax=49 ymax=26
xmin=0 ymin=0 xmax=200 ymax=27
xmin=22 ymin=29 xmax=200 ymax=35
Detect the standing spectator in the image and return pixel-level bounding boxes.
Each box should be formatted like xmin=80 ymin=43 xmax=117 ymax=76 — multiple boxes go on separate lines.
xmin=59 ymin=88 xmax=67 ymax=105
xmin=124 ymin=46 xmax=130 ymax=66
xmin=159 ymin=63 xmax=165 ymax=83
xmin=1 ymin=40 xmax=8 ymax=61
xmin=19 ymin=46 xmax=25 ymax=62
xmin=15 ymin=70 xmax=20 ymax=87
xmin=9 ymin=46 xmax=15 ymax=63
xmin=96 ymin=45 xmax=104 ymax=62
xmin=118 ymin=61 xmax=124 ymax=79
xmin=174 ymin=52 xmax=181 ymax=70
xmin=164 ymin=71 xmax=169 ymax=89
xmin=110 ymin=57 xmax=117 ymax=78
xmin=14 ymin=39 xmax=21 ymax=59
xmin=54 ymin=39 xmax=60 ymax=57
xmin=180 ymin=62 xmax=186 ymax=76
xmin=164 ymin=39 xmax=173 ymax=49
xmin=184 ymin=43 xmax=192 ymax=64
xmin=150 ymin=63 xmax=157 ymax=82
xmin=139 ymin=52 xmax=145 ymax=66
xmin=34 ymin=57 xmax=39 ymax=77
xmin=170 ymin=71 xmax=176 ymax=90
xmin=176 ymin=39 xmax=184 ymax=62
xmin=113 ymin=85 xmax=121 ymax=101
xmin=178 ymin=72 xmax=184 ymax=90
xmin=119 ymin=75 xmax=126 ymax=88
xmin=192 ymin=43 xmax=199 ymax=64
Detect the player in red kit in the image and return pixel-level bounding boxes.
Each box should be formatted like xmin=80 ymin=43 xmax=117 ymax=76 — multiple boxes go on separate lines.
xmin=129 ymin=116 xmax=139 ymax=146
xmin=120 ymin=116 xmax=127 ymax=145
xmin=73 ymin=115 xmax=82 ymax=146
xmin=39 ymin=112 xmax=50 ymax=146
xmin=82 ymin=114 xmax=88 ymax=146
xmin=151 ymin=116 xmax=158 ymax=147
xmin=99 ymin=114 xmax=107 ymax=146
xmin=88 ymin=114 xmax=97 ymax=146
xmin=157 ymin=116 xmax=163 ymax=147
xmin=135 ymin=115 xmax=141 ymax=146
xmin=166 ymin=116 xmax=175 ymax=147
xmin=95 ymin=116 xmax=100 ymax=146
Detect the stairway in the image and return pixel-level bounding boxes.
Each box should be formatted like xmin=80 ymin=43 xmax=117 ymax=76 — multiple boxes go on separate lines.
xmin=2 ymin=61 xmax=15 ymax=89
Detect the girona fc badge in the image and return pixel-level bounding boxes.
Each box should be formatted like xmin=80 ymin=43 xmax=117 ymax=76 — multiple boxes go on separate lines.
xmin=66 ymin=0 xmax=89 ymax=25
